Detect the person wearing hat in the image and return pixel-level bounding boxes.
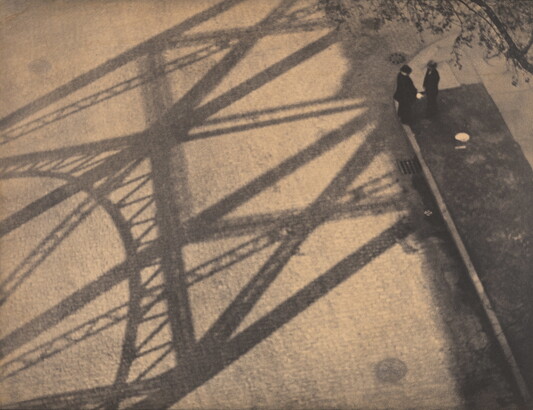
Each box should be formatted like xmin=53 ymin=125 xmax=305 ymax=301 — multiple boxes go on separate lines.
xmin=423 ymin=60 xmax=440 ymax=117
xmin=393 ymin=64 xmax=418 ymax=125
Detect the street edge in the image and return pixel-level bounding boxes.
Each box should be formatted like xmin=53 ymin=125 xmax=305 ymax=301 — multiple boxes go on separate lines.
xmin=399 ymin=117 xmax=532 ymax=406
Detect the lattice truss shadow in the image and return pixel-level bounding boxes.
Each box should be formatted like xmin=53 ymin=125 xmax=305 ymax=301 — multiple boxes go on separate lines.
xmin=0 ymin=116 xmax=406 ymax=409
xmin=0 ymin=1 xmax=329 ymax=146
xmin=0 ymin=1 xmax=412 ymax=408
xmin=0 ymin=150 xmax=169 ymax=382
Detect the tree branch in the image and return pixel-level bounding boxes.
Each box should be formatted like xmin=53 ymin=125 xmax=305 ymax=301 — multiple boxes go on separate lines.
xmin=522 ymin=29 xmax=533 ymax=54
xmin=444 ymin=0 xmax=466 ymax=29
xmin=469 ymin=0 xmax=533 ymax=73
xmin=455 ymin=0 xmax=501 ymax=39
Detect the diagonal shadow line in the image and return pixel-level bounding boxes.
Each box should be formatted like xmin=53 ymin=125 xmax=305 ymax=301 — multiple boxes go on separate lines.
xmin=165 ymin=30 xmax=339 ymax=135
xmin=198 ymin=125 xmax=379 ymax=345
xmin=0 ymin=156 xmax=146 ymax=360
xmin=0 ymin=197 xmax=98 ymax=305
xmin=0 ymin=130 xmax=145 ymax=167
xmin=185 ymin=103 xmax=365 ymax=142
xmin=184 ymin=189 xmax=403 ymax=289
xmin=0 ymin=0 xmax=247 ymax=131
xmin=222 ymin=222 xmax=414 ymax=377
xmin=0 ymin=180 xmax=80 ymax=238
xmin=188 ymin=197 xmax=403 ymax=244
xmin=1 ymin=45 xmax=222 ymax=144
xmin=0 ymin=366 xmax=169 ymax=410
xmin=186 ymin=172 xmax=398 ymax=242
xmin=0 ymin=110 xmax=370 ymax=358
xmin=0 ymin=147 xmax=140 ymax=238
xmin=136 ymin=0 xmax=305 ymax=364
xmin=128 ymin=219 xmax=413 ymax=410
xmin=156 ymin=1 xmax=324 ymax=51
xmin=151 ymin=0 xmax=300 ymax=135
xmin=199 ymin=231 xmax=312 ymax=345
xmin=186 ymin=233 xmax=279 ymax=286
xmin=0 ymin=219 xmax=413 ymax=410
xmin=0 ymin=243 xmax=160 ymax=360
xmin=0 ymin=17 xmax=338 ymax=241
xmin=142 ymin=0 xmax=323 ymax=365
xmin=163 ymin=18 xmax=329 ymax=51
xmin=0 ymin=19 xmax=331 ymax=146
xmin=185 ymin=113 xmax=370 ymax=233
xmin=201 ymin=96 xmax=341 ymax=125
xmin=0 ymin=299 xmax=130 ymax=380
xmin=185 ymin=200 xmax=406 ymax=287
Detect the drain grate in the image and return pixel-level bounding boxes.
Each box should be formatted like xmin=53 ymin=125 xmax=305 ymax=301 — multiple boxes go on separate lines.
xmin=397 ymin=158 xmax=422 ymax=175
xmin=389 ymin=52 xmax=406 ymax=65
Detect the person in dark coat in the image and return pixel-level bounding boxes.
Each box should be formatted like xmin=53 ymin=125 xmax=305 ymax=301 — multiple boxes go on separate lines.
xmin=393 ymin=65 xmax=417 ymax=125
xmin=423 ymin=60 xmax=440 ymax=117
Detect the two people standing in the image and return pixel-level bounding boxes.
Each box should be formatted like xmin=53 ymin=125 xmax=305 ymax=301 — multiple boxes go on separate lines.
xmin=393 ymin=61 xmax=440 ymax=124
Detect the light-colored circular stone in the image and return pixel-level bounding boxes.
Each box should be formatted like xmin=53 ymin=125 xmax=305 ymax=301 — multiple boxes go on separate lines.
xmin=455 ymin=132 xmax=470 ymax=142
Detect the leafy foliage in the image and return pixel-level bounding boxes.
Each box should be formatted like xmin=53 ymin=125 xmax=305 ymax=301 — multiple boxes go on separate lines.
xmin=322 ymin=0 xmax=533 ymax=80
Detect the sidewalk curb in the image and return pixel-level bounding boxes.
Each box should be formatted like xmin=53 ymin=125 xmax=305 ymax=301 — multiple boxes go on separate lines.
xmin=399 ymin=117 xmax=532 ymax=406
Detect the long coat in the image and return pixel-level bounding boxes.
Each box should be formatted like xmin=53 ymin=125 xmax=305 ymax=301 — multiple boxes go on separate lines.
xmin=423 ymin=68 xmax=440 ymax=116
xmin=423 ymin=68 xmax=440 ymax=96
xmin=394 ymin=73 xmax=417 ymax=123
xmin=394 ymin=73 xmax=417 ymax=104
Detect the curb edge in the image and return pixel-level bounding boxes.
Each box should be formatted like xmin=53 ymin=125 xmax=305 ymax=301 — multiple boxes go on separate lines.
xmin=399 ymin=116 xmax=532 ymax=406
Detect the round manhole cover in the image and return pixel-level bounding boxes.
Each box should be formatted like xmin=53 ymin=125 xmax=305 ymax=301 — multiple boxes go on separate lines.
xmin=28 ymin=58 xmax=52 ymax=75
xmin=389 ymin=52 xmax=406 ymax=65
xmin=375 ymin=358 xmax=408 ymax=383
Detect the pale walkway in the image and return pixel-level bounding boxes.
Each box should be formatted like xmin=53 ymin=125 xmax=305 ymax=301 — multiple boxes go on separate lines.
xmin=409 ymin=34 xmax=533 ymax=169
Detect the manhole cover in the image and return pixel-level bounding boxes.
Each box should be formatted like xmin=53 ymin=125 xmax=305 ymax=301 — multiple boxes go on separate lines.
xmin=397 ymin=158 xmax=421 ymax=175
xmin=28 ymin=58 xmax=52 ymax=75
xmin=389 ymin=52 xmax=406 ymax=65
xmin=375 ymin=358 xmax=408 ymax=383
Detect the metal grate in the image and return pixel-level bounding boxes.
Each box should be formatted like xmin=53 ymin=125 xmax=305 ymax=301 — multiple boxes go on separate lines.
xmin=389 ymin=52 xmax=406 ymax=65
xmin=397 ymin=158 xmax=422 ymax=175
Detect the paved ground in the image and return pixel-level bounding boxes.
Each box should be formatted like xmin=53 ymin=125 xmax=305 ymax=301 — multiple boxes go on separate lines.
xmin=408 ymin=34 xmax=533 ymax=170
xmin=0 ymin=1 xmax=521 ymax=408
xmin=409 ymin=83 xmax=533 ymax=399
xmin=406 ymin=33 xmax=533 ymax=400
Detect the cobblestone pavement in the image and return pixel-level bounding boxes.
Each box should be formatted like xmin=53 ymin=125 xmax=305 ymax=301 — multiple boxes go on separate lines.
xmin=0 ymin=1 xmax=520 ymax=408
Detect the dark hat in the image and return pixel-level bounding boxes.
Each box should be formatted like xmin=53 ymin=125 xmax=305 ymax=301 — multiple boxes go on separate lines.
xmin=400 ymin=64 xmax=412 ymax=74
xmin=427 ymin=60 xmax=437 ymax=68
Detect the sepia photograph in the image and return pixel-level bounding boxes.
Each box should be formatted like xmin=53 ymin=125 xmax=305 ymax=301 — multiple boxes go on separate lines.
xmin=0 ymin=0 xmax=532 ymax=408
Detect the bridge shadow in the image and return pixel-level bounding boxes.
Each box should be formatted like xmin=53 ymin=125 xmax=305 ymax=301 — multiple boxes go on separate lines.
xmin=0 ymin=0 xmax=329 ymax=146
xmin=0 ymin=1 xmax=418 ymax=409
